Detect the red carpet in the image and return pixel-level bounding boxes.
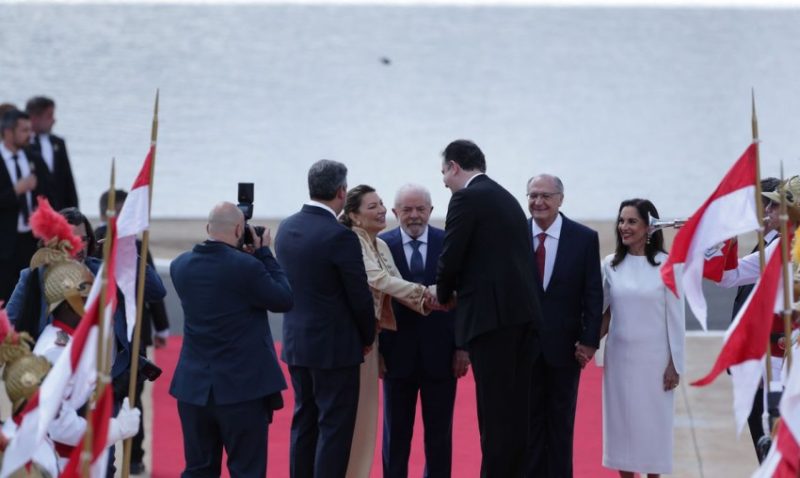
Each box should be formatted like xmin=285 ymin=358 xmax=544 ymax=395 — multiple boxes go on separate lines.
xmin=153 ymin=337 xmax=615 ymax=477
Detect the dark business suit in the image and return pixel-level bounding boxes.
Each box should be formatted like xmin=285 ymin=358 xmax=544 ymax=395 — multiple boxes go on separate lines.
xmin=379 ymin=225 xmax=457 ymax=478
xmin=0 ymin=148 xmax=53 ymax=303
xmin=29 ymin=134 xmax=79 ymax=210
xmin=275 ymin=204 xmax=375 ymax=478
xmin=526 ymin=214 xmax=602 ymax=478
xmin=436 ymin=174 xmax=542 ymax=478
xmin=170 ymin=241 xmax=292 ymax=478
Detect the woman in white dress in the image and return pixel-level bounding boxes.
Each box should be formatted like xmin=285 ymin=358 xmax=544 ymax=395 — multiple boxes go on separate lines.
xmin=339 ymin=184 xmax=436 ymax=478
xmin=600 ymin=198 xmax=685 ymax=477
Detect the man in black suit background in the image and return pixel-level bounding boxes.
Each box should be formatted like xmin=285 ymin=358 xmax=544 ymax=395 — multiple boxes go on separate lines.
xmin=0 ymin=109 xmax=52 ymax=302
xmin=275 ymin=159 xmax=375 ymax=478
xmin=435 ymin=140 xmax=541 ymax=478
xmin=379 ymin=184 xmax=469 ymax=478
xmin=525 ymin=174 xmax=603 ymax=478
xmin=26 ymin=96 xmax=79 ymax=210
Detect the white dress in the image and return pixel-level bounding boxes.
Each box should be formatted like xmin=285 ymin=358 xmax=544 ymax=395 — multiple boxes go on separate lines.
xmin=601 ymin=252 xmax=685 ymax=474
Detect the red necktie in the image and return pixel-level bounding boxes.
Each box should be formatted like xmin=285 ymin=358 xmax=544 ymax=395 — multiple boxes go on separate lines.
xmin=536 ymin=232 xmax=546 ymax=281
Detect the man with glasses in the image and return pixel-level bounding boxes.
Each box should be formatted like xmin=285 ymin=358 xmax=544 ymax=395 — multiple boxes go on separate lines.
xmin=525 ymin=174 xmax=602 ymax=478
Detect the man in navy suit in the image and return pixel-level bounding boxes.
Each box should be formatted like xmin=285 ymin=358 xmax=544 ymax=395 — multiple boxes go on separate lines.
xmin=379 ymin=184 xmax=469 ymax=478
xmin=525 ymin=174 xmax=602 ymax=478
xmin=275 ymin=159 xmax=375 ymax=478
xmin=170 ymin=202 xmax=293 ymax=478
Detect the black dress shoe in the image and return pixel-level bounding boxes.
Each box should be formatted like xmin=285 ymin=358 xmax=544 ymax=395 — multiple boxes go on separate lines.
xmin=129 ymin=462 xmax=146 ymax=475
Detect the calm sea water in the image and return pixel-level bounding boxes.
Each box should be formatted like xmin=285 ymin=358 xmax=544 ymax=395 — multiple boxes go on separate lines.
xmin=2 ymin=3 xmax=800 ymax=219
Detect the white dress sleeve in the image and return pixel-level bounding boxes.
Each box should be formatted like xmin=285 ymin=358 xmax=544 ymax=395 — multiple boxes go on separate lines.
xmin=664 ymin=255 xmax=686 ymax=375
xmin=602 ymin=255 xmax=613 ymax=313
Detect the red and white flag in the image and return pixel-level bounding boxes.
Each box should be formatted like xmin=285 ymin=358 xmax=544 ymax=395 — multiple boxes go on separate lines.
xmin=752 ymin=342 xmax=800 ymax=477
xmin=691 ymin=236 xmax=783 ymax=434
xmin=58 ymin=381 xmax=114 ymax=478
xmin=0 ymin=222 xmax=119 ymax=478
xmin=115 ymin=146 xmax=153 ymax=341
xmin=703 ymin=238 xmax=739 ymax=283
xmin=661 ymin=143 xmax=760 ymax=330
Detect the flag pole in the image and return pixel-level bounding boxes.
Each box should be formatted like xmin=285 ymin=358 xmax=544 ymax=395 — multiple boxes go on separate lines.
xmin=752 ymin=91 xmax=773 ymax=389
xmin=778 ymin=162 xmax=793 ymax=372
xmin=122 ymin=90 xmax=159 ymax=478
xmin=83 ymin=160 xmax=117 ymax=477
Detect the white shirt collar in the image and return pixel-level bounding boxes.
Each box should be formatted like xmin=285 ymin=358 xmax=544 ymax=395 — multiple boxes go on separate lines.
xmin=305 ymin=200 xmax=338 ymax=219
xmin=532 ymin=213 xmax=563 ymax=240
xmin=464 ymin=172 xmax=485 ymax=188
xmin=400 ymin=225 xmax=429 ymax=245
xmin=0 ymin=143 xmax=18 ymax=161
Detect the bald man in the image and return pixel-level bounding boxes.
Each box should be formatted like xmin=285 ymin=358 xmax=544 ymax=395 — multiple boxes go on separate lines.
xmin=170 ymin=202 xmax=294 ymax=477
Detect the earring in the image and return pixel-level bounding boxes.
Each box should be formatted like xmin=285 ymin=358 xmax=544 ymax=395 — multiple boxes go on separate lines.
xmin=646 ymin=235 xmax=651 ymax=245
xmin=357 ymin=221 xmax=362 ymax=226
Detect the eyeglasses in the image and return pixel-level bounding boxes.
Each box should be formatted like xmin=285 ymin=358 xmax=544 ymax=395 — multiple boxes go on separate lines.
xmin=527 ymin=192 xmax=562 ymax=201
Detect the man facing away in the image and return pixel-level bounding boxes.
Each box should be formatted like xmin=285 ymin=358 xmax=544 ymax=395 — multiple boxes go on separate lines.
xmin=378 ymin=184 xmax=469 ymax=478
xmin=525 ymin=174 xmax=603 ymax=478
xmin=170 ymin=202 xmax=293 ymax=477
xmin=26 ymin=96 xmax=79 ymax=210
xmin=275 ymin=159 xmax=375 ymax=478
xmin=0 ymin=109 xmax=53 ymax=303
xmin=435 ymin=139 xmax=542 ymax=478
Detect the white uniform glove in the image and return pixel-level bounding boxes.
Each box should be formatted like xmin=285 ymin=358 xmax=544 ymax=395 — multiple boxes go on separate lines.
xmin=106 ymin=397 xmax=141 ymax=445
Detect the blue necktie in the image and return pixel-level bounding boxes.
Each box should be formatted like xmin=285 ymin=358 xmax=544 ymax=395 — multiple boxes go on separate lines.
xmin=409 ymin=239 xmax=425 ymax=283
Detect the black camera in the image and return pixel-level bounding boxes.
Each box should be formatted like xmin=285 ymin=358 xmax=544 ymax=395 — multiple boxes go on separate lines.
xmin=237 ymin=182 xmax=265 ymax=247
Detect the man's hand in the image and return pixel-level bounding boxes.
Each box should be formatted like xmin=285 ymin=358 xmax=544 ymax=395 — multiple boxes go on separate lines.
xmin=663 ymin=359 xmax=680 ymax=391
xmin=379 ymin=354 xmax=387 ymax=379
xmin=154 ymin=335 xmax=167 ymax=349
xmin=574 ymin=343 xmax=597 ymax=368
xmin=425 ymin=285 xmax=456 ymax=311
xmin=14 ymin=174 xmax=36 ymax=196
xmin=452 ymin=350 xmax=470 ymax=378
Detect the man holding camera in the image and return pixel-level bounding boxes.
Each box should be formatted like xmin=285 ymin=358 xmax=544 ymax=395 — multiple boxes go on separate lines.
xmin=170 ymin=201 xmax=294 ymax=477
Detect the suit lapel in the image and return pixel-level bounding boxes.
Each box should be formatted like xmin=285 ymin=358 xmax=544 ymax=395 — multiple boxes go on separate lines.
xmin=385 ymin=228 xmax=411 ymax=279
xmin=549 ymin=214 xmax=575 ymax=289
xmin=425 ymin=227 xmax=442 ymax=285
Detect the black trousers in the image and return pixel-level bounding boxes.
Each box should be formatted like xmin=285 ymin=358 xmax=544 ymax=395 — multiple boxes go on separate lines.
xmin=288 ymin=365 xmax=360 ymax=478
xmin=177 ymin=394 xmax=271 ymax=478
xmin=468 ymin=323 xmax=536 ymax=478
xmin=527 ymin=355 xmax=581 ymax=477
xmin=382 ymin=374 xmax=457 ymax=478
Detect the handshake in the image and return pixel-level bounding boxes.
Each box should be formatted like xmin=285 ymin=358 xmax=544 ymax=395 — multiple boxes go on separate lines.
xmin=423 ymin=285 xmax=455 ymax=312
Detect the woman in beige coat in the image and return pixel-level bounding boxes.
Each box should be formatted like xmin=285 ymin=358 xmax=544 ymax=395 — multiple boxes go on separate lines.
xmin=340 ymin=184 xmax=435 ymax=478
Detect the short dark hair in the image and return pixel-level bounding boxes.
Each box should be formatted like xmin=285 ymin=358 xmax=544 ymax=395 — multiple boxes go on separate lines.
xmin=611 ymin=198 xmax=665 ymax=268
xmin=442 ymin=139 xmax=486 ymax=173
xmin=0 ymin=103 xmax=17 ymax=118
xmin=0 ymin=109 xmax=29 ymax=134
xmin=59 ymin=207 xmax=97 ymax=259
xmin=762 ymin=177 xmax=780 ymax=194
xmin=25 ymin=96 xmax=55 ymax=116
xmin=99 ymin=189 xmax=128 ymax=217
xmin=340 ymin=185 xmax=376 ymax=228
xmin=308 ymin=160 xmax=348 ymax=201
